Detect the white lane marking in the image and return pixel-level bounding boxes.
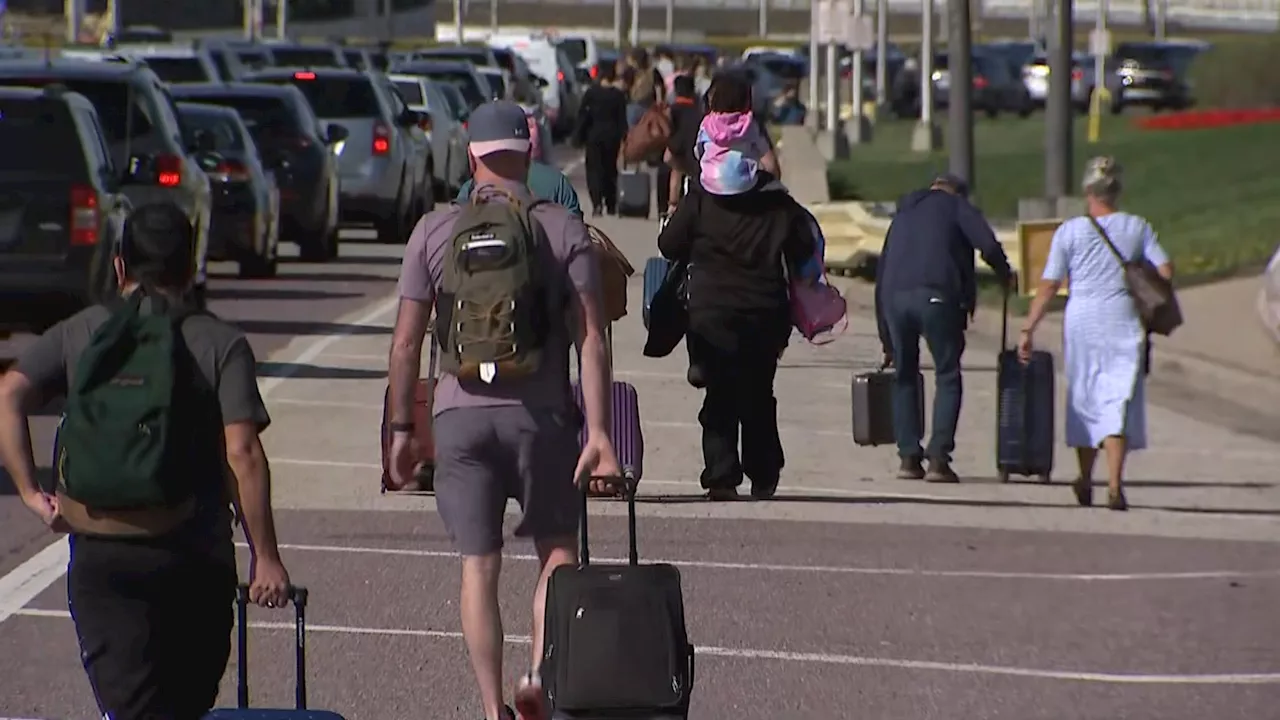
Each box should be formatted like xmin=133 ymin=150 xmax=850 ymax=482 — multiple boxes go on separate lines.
xmin=267 ymin=457 xmax=1280 ymax=513
xmin=236 ymin=540 xmax=1280 ymax=583
xmin=13 ymin=607 xmax=1280 ymax=685
xmin=0 ymin=294 xmax=403 ymax=626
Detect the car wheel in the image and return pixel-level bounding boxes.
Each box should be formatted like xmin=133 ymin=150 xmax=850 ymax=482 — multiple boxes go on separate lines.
xmin=238 ymin=253 xmax=278 ymax=279
xmin=985 ymin=106 xmax=999 ymax=120
xmin=376 ymin=192 xmax=408 ymax=244
xmin=1110 ymin=93 xmax=1125 ymax=115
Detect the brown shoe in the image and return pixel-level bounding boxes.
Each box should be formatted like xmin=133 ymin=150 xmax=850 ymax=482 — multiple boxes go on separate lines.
xmin=924 ymin=458 xmax=960 ymax=483
xmin=897 ymin=457 xmax=926 ymax=480
xmin=1107 ymin=489 xmax=1129 ymax=511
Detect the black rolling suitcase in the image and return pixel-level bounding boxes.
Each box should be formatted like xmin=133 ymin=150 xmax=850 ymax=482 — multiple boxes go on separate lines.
xmin=617 ymin=168 xmax=652 ymax=218
xmin=851 ymin=364 xmax=924 ymax=447
xmin=996 ymin=291 xmax=1055 ymax=483
xmin=541 ymin=479 xmax=694 ymax=719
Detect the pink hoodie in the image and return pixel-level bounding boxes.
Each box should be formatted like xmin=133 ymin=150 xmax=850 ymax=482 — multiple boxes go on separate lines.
xmin=695 ymin=112 xmax=772 ymax=195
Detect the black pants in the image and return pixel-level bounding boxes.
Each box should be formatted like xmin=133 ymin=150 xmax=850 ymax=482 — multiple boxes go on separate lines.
xmin=584 ymin=136 xmax=621 ymax=212
xmin=657 ymin=163 xmax=673 ymax=210
xmin=688 ymin=310 xmax=788 ymax=491
xmin=885 ymin=287 xmax=967 ymax=462
xmin=68 ymin=533 xmax=236 ymax=720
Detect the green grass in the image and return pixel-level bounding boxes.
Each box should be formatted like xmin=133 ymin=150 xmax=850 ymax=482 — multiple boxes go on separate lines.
xmin=827 ymin=114 xmax=1280 ymax=282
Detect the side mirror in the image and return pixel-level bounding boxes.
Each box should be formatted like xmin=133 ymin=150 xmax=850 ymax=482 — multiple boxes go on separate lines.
xmin=325 ymin=124 xmax=350 ymax=143
xmin=190 ymin=128 xmax=218 ymax=153
xmin=397 ymin=108 xmax=422 ymax=127
xmin=530 ymin=73 xmax=549 ymax=89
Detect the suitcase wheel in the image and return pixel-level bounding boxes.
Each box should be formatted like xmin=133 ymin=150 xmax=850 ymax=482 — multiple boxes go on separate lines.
xmin=997 ymin=469 xmax=1010 ymax=484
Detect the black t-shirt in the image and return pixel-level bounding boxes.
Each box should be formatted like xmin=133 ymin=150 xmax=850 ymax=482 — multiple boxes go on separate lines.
xmin=578 ymin=84 xmax=629 ymax=142
xmin=15 ymin=297 xmax=271 ymax=567
xmin=666 ymin=98 xmax=702 ymax=176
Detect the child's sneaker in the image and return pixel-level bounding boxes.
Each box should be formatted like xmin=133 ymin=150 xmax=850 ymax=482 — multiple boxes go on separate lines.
xmin=514 ymin=672 xmax=548 ymax=720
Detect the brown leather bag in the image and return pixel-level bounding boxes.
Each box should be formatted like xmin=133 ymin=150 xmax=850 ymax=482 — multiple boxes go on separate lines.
xmin=1088 ymin=216 xmax=1183 ymax=336
xmin=588 ymin=224 xmax=635 ymax=323
xmin=380 ymin=328 xmax=437 ymax=492
xmin=622 ymin=103 xmax=671 ymax=164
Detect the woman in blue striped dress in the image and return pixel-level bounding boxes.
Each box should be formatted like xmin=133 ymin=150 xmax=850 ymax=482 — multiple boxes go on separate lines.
xmin=1017 ymin=157 xmax=1175 ymax=511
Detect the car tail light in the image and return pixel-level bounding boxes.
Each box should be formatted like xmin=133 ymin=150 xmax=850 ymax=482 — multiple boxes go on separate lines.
xmin=589 ymin=64 xmax=599 ymax=79
xmin=418 ymin=115 xmax=433 ymax=132
xmin=973 ymin=75 xmax=988 ymax=89
xmin=70 ymin=185 xmax=99 ymax=246
xmin=294 ymin=71 xmax=316 ymax=80
xmin=156 ymin=153 xmax=183 ymax=187
xmin=1071 ymin=68 xmax=1084 ymax=81
xmin=210 ymin=158 xmax=252 ymax=183
xmin=557 ymin=69 xmax=565 ymax=83
xmin=372 ymin=122 xmax=391 ymax=155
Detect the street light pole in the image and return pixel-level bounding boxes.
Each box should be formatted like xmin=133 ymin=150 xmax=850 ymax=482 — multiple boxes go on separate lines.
xmin=807 ymin=0 xmax=820 ymax=129
xmin=947 ymin=0 xmax=974 ymax=191
xmin=1044 ymin=0 xmax=1074 ymax=199
xmin=875 ymin=0 xmax=888 ymax=109
xmin=910 ymin=0 xmax=941 ymax=151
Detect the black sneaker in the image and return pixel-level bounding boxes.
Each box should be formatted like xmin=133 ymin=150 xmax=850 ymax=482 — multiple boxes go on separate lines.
xmin=896 ymin=457 xmax=926 ymax=480
xmin=924 ymin=458 xmax=960 ymax=483
xmin=686 ymin=363 xmax=706 ymax=389
xmin=707 ymin=486 xmax=740 ymax=501
xmin=750 ymin=477 xmax=780 ymax=500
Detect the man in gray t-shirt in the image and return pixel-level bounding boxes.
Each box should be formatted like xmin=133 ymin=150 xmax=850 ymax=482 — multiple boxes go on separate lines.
xmin=0 ymin=203 xmax=292 ymax=720
xmin=387 ymin=101 xmax=618 ymax=720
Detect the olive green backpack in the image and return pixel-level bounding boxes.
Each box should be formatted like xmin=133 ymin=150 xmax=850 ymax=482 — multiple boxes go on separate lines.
xmin=436 ymin=190 xmax=554 ymax=382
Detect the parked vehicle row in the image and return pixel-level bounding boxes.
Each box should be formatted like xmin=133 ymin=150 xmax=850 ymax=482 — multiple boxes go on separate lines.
xmin=0 ymin=38 xmax=496 ymax=336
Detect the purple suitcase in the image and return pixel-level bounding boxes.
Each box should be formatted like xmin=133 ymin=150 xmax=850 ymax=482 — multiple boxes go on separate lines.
xmin=571 ymin=380 xmax=644 ymax=481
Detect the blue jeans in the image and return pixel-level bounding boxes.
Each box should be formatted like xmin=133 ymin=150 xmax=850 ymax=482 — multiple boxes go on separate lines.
xmin=886 ymin=288 xmax=967 ymax=462
xmin=626 ymin=103 xmax=646 ymax=129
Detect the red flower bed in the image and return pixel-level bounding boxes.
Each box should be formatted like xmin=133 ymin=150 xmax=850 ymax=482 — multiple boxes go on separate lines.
xmin=1135 ymin=108 xmax=1280 ymax=131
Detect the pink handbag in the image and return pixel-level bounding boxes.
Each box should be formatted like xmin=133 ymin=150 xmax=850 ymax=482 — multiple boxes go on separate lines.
xmin=790 ymin=278 xmax=848 ymax=344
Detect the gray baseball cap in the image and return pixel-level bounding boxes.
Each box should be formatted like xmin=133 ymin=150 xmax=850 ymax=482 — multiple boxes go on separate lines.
xmin=931 ymin=172 xmax=970 ymax=198
xmin=467 ymin=100 xmax=532 ymax=157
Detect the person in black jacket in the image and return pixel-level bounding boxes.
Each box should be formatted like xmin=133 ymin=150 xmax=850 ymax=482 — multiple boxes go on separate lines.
xmin=659 ymin=74 xmax=701 ymax=220
xmin=574 ymin=63 xmax=629 ymax=216
xmin=657 ymin=72 xmax=814 ymax=502
xmin=874 ymin=173 xmax=1014 ymax=483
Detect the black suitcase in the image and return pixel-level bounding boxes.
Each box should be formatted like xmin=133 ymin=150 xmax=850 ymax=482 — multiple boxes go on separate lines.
xmin=617 ymin=169 xmax=652 ymax=219
xmin=203 ymin=585 xmax=348 ymax=720
xmin=541 ymin=477 xmax=694 ymax=718
xmin=851 ymin=365 xmax=924 ymax=447
xmin=995 ymin=292 xmax=1055 ymax=483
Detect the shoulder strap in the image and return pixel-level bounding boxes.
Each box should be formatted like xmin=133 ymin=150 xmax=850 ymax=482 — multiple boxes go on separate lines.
xmin=1087 ymin=215 xmax=1128 ymax=266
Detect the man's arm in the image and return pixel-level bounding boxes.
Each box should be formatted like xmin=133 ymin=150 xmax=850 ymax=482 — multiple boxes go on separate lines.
xmin=875 ymin=222 xmax=895 ymax=356
xmin=957 ymin=201 xmax=1012 ymax=282
xmin=389 ymin=216 xmax=439 ymax=424
xmin=216 ymin=336 xmax=281 ymax=563
xmin=0 ymin=325 xmax=68 ymax=501
xmin=656 ymin=190 xmax=697 ymax=260
xmin=555 ymin=171 xmax=583 ymax=218
xmin=565 ymin=217 xmax=611 ymax=440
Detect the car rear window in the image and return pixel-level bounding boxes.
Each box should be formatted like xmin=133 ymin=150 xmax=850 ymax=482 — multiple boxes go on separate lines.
xmin=257 ymin=75 xmax=380 ymax=118
xmin=421 ymin=51 xmax=489 ymax=67
xmin=271 ymin=47 xmax=343 ymax=68
xmin=558 ymin=39 xmax=587 ymax=65
xmin=427 ymin=71 xmax=485 ymax=107
xmin=0 ymin=98 xmax=86 ymax=175
xmin=393 ymin=80 xmax=424 ymax=105
xmin=176 ymin=94 xmax=300 ymax=136
xmin=140 ymin=56 xmax=211 ymax=83
xmin=437 ymin=84 xmax=467 ymax=119
xmin=343 ymin=50 xmax=366 ymax=69
xmin=482 ymin=72 xmax=507 ymax=98
xmin=178 ymin=109 xmax=246 ymax=151
xmin=0 ymin=77 xmax=155 ymax=142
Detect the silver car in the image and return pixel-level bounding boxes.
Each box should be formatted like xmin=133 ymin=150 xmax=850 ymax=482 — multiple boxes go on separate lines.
xmin=389 ymin=73 xmax=470 ymax=198
xmin=244 ymin=67 xmax=431 ymax=244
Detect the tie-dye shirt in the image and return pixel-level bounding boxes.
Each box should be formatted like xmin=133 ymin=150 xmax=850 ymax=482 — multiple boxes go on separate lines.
xmin=695 ymin=111 xmax=784 ymax=196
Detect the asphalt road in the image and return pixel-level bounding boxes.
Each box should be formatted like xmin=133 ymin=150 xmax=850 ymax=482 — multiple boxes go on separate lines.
xmin=1 ymin=156 xmax=1279 ymax=720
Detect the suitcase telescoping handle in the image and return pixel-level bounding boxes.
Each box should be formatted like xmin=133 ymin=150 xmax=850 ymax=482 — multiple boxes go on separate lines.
xmin=578 ymin=471 xmax=640 ymax=568
xmin=235 ymin=583 xmax=309 ymax=710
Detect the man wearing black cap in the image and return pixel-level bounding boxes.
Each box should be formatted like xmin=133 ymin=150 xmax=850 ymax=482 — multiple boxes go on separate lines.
xmin=0 ymin=203 xmax=291 ymax=720
xmin=388 ymin=101 xmax=619 ymax=720
xmin=874 ymin=173 xmax=1014 ymax=482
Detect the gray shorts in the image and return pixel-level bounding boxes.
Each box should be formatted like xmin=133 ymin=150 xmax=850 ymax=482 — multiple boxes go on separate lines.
xmin=433 ymin=405 xmax=580 ymax=556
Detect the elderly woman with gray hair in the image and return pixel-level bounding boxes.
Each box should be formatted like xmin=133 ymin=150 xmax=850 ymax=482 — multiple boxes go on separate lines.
xmin=1017 ymin=157 xmax=1174 ymax=511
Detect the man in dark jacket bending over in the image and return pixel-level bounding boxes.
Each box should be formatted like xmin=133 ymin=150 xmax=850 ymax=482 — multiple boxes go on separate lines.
xmin=875 ymin=174 xmax=1014 ymax=483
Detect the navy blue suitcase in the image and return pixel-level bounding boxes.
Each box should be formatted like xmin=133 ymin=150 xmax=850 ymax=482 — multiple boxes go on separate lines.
xmin=995 ymin=292 xmax=1055 ymax=484
xmin=203 ymin=585 xmax=347 ymax=720
xmin=641 ymin=256 xmax=670 ymax=330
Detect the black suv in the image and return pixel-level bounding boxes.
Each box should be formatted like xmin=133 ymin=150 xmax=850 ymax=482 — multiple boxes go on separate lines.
xmin=0 ymin=87 xmax=131 ymax=334
xmin=169 ymin=83 xmax=343 ymax=261
xmin=1111 ymin=41 xmax=1205 ymax=112
xmin=0 ymin=59 xmax=215 ymax=306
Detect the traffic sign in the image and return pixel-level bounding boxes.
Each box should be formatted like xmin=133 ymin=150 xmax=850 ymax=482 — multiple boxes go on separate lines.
xmin=1089 ymin=29 xmax=1112 ymax=56
xmin=846 ymin=15 xmax=874 ymax=51
xmin=816 ymin=0 xmax=853 ymax=44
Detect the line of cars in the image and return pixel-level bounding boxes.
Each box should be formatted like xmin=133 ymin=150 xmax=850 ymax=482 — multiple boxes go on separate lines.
xmin=743 ymin=38 xmax=1209 ymax=120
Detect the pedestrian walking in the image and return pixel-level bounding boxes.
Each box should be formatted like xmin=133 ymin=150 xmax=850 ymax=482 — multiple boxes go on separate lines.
xmin=625 ymin=47 xmax=664 ymax=128
xmin=457 ymin=107 xmax=582 ymax=216
xmin=656 ymin=72 xmax=815 ymax=501
xmin=1018 ymin=157 xmax=1174 ymax=511
xmin=575 ymin=62 xmax=629 ymax=216
xmin=0 ymin=203 xmax=291 ymax=720
xmin=874 ymin=173 xmax=1014 ymax=482
xmin=658 ymin=74 xmax=700 ymax=221
xmin=387 ymin=101 xmax=620 ymax=720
